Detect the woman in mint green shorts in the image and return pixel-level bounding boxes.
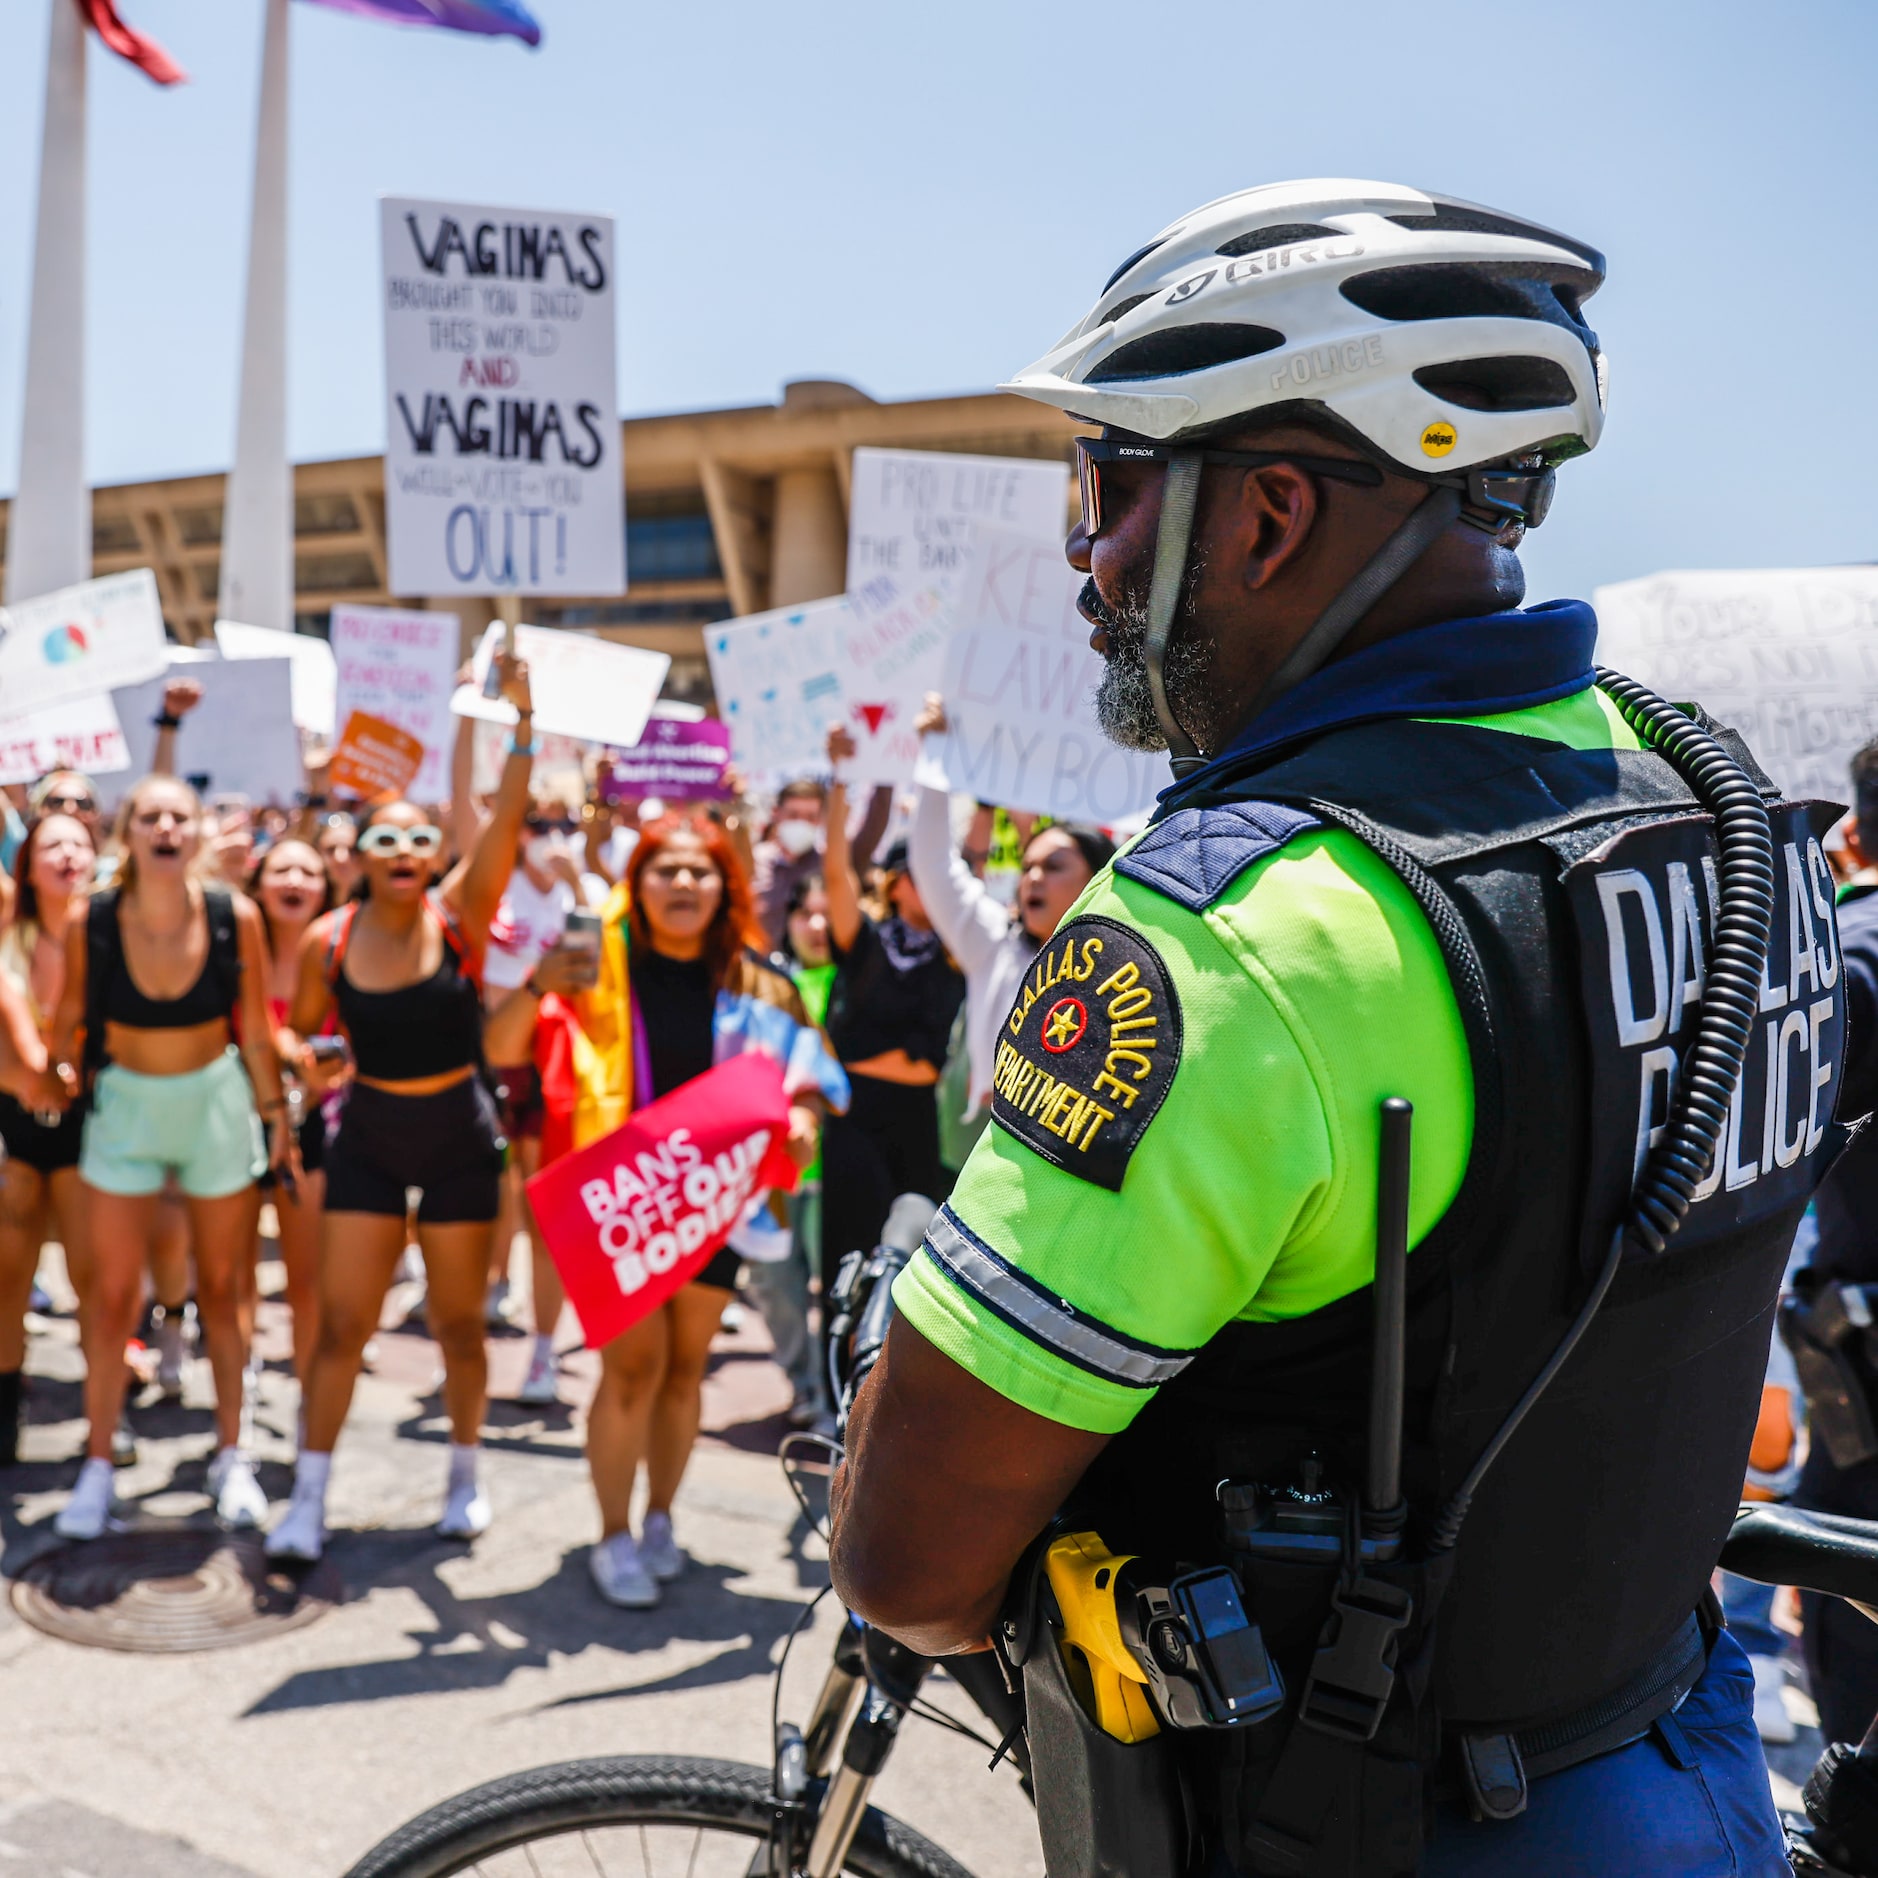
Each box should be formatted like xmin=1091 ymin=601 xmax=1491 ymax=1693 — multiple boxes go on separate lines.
xmin=46 ymin=774 xmax=291 ymax=1540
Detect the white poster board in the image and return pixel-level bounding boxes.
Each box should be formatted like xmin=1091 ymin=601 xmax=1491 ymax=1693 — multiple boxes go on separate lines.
xmin=214 ymin=619 xmax=338 ymax=739
xmin=0 ymin=569 xmax=169 ymax=716
xmin=0 ymin=693 xmax=130 ymax=787
xmin=380 ymin=197 xmax=625 ymax=597
xmin=104 ymin=658 xmax=302 ymax=808
xmin=1594 ymin=567 xmax=1878 ymax=804
xmin=330 ymin=603 xmax=463 ymax=802
xmin=916 ymin=526 xmax=1165 ymax=824
xmin=452 ymin=621 xmax=666 ymax=751
xmin=846 ymin=448 xmax=1069 ymax=593
xmin=705 ymin=596 xmax=852 ymax=781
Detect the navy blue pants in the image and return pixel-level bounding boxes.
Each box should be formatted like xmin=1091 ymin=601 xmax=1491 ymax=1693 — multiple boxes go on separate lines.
xmin=1424 ymin=1630 xmax=1788 ymax=1876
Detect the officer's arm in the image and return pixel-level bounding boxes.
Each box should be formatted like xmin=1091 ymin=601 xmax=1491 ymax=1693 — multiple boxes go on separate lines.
xmin=829 ymin=1316 xmax=1110 ymax=1656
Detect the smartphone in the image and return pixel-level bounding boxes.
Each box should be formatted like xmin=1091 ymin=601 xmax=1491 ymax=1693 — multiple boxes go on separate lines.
xmin=306 ymin=1035 xmax=352 ymax=1066
xmin=555 ymin=910 xmax=603 ymax=988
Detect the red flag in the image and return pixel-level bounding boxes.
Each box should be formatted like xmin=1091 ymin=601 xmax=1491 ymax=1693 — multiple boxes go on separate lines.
xmin=526 ymin=1052 xmax=800 ymax=1350
xmin=74 ymin=0 xmax=187 ymax=85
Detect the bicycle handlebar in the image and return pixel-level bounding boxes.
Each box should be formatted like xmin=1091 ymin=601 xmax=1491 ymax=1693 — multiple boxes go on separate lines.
xmin=1719 ymin=1503 xmax=1878 ymax=1614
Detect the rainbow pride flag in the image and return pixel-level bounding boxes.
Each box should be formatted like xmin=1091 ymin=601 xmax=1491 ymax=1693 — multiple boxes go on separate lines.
xmin=296 ymin=0 xmax=541 ymax=46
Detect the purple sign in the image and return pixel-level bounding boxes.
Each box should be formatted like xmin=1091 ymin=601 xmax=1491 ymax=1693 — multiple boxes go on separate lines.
xmin=603 ymin=717 xmax=734 ymax=803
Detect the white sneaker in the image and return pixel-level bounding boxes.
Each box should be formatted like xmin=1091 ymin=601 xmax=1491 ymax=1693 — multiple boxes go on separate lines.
xmin=640 ymin=1510 xmax=685 ymax=1581
xmin=1752 ymin=1654 xmax=1796 ymax=1745
xmin=438 ymin=1479 xmax=492 ymax=1539
xmin=54 ymin=1458 xmax=118 ymax=1541
xmin=208 ymin=1448 xmax=267 ymax=1530
xmin=265 ymin=1493 xmax=326 ymax=1563
xmin=517 ymin=1343 xmax=559 ymax=1406
xmin=589 ymin=1531 xmax=660 ymax=1608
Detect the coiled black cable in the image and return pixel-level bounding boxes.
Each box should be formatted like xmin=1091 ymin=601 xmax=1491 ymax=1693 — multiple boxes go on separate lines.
xmin=1428 ymin=669 xmax=1776 ymax=1552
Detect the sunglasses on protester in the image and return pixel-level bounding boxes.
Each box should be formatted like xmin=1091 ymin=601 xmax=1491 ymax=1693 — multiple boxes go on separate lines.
xmin=357 ymin=823 xmax=446 ymax=859
xmin=1074 ymin=436 xmax=1384 ymax=541
xmin=37 ymin=791 xmax=97 ymax=816
xmin=525 ymin=813 xmax=578 ymax=834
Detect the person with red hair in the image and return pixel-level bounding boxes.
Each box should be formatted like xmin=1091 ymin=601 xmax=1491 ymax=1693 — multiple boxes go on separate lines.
xmin=499 ymin=811 xmax=846 ymax=1607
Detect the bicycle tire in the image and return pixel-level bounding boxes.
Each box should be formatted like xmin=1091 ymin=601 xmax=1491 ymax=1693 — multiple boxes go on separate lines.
xmin=344 ymin=1752 xmax=980 ymax=1878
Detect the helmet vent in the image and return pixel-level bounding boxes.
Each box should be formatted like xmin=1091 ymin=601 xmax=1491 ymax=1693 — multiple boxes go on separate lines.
xmin=1384 ymin=203 xmax=1604 ymax=274
xmin=1085 ymin=323 xmax=1286 ymax=384
xmin=1413 ymin=356 xmax=1578 ymax=413
xmin=1340 ymin=262 xmax=1600 ymax=346
xmin=1101 ymin=238 xmax=1170 ymax=294
xmin=1096 ymin=293 xmax=1153 ymax=327
xmin=1215 ymin=222 xmax=1340 ymax=258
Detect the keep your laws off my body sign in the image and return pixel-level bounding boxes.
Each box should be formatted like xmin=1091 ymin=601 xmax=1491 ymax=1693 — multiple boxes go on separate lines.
xmin=381 ymin=198 xmax=625 ymax=598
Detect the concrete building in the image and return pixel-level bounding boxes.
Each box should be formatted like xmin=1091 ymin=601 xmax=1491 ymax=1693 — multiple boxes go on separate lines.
xmin=0 ymin=380 xmax=1080 ymax=706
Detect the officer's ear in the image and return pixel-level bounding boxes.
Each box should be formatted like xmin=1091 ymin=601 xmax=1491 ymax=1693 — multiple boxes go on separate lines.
xmin=1226 ymin=462 xmax=1322 ymax=596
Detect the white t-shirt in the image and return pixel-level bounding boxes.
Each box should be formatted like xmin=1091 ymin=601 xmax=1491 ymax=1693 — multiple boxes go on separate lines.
xmin=485 ymin=873 xmax=580 ymax=991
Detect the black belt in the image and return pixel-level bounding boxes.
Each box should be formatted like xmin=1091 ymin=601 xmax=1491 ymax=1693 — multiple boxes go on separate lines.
xmin=1446 ymin=1608 xmax=1711 ymax=1821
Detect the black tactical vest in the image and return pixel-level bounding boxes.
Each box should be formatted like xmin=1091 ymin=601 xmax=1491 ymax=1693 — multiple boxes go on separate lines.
xmin=1069 ymin=706 xmax=1846 ymax=1771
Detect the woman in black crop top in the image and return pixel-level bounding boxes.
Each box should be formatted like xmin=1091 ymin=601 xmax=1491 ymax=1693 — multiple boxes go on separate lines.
xmin=817 ymin=726 xmax=964 ymax=1299
xmin=265 ymin=655 xmax=537 ymax=1566
xmin=44 ymin=773 xmax=290 ymax=1542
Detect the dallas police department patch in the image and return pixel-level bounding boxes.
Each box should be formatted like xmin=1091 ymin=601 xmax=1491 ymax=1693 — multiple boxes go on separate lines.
xmin=992 ymin=914 xmax=1183 ymax=1191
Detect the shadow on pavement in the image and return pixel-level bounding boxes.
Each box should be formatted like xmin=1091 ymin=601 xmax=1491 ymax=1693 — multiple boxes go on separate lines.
xmin=244 ymin=1538 xmax=819 ymax=1716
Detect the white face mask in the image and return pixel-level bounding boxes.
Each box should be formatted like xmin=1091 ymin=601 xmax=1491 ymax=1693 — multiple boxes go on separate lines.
xmin=525 ymin=833 xmax=563 ymax=872
xmin=774 ymin=819 xmax=818 ymax=859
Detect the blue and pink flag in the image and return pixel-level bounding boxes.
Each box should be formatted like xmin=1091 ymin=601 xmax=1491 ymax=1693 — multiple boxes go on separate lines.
xmin=295 ymin=0 xmax=541 ymax=44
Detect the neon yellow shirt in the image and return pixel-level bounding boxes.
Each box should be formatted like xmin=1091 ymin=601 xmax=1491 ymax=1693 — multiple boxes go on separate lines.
xmin=893 ymin=689 xmax=1644 ymax=1433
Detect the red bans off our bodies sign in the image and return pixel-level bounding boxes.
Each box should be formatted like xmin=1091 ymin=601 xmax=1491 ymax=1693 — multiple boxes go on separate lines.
xmin=526 ymin=1053 xmax=799 ymax=1349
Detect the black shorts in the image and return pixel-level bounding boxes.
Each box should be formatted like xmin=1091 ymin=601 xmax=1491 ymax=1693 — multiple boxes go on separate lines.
xmin=695 ymin=1247 xmax=742 ymax=1292
xmin=324 ymin=1076 xmax=505 ymax=1224
xmin=0 ymin=1092 xmax=85 ymax=1176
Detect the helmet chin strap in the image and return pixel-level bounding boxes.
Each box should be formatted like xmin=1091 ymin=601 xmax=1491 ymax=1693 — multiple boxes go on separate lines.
xmin=1143 ymin=465 xmax=1464 ymax=783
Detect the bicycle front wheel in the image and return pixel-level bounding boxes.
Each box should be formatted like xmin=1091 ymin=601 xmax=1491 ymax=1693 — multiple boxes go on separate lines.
xmin=345 ymin=1754 xmax=979 ymax=1878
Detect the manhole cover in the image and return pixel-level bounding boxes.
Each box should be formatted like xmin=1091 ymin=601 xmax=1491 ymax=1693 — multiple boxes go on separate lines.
xmin=10 ymin=1528 xmax=342 ymax=1653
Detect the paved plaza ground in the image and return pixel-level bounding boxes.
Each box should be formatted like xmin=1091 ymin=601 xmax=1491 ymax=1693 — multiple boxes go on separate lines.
xmin=0 ymin=1236 xmax=1824 ymax=1876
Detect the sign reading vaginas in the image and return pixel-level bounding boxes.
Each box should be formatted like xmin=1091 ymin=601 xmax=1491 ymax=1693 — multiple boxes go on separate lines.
xmin=380 ymin=197 xmax=626 ymax=598
xmin=330 ymin=604 xmax=463 ymax=802
xmin=0 ymin=569 xmax=169 ymax=717
xmin=1593 ymin=567 xmax=1878 ymax=805
xmin=918 ymin=526 xmax=1165 ymax=825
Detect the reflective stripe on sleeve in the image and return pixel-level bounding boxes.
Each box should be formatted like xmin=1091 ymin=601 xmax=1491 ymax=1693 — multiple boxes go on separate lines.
xmin=921 ymin=1204 xmax=1196 ymax=1390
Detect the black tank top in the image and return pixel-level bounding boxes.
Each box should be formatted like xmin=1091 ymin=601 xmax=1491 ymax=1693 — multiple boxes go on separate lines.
xmin=96 ymin=887 xmax=240 ymax=1029
xmin=328 ymin=899 xmax=484 ymax=1080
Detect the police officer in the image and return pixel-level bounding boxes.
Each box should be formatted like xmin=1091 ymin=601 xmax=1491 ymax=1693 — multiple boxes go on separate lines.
xmin=830 ymin=180 xmax=1846 ymax=1876
xmin=1786 ymin=738 xmax=1878 ymax=1745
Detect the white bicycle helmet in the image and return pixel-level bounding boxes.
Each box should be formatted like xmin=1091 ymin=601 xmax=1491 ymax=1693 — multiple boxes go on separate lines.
xmin=1002 ymin=179 xmax=1608 ymax=777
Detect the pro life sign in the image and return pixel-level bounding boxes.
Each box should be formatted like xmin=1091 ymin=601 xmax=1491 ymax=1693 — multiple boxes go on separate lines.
xmin=380 ymin=197 xmax=625 ymax=598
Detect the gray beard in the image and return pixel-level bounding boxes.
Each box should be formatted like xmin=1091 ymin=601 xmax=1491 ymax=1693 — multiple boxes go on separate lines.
xmin=1087 ymin=574 xmax=1216 ymax=754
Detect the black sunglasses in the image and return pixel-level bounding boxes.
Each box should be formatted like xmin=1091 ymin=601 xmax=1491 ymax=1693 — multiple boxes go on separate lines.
xmin=526 ymin=814 xmax=577 ymax=833
xmin=39 ymin=792 xmax=96 ymax=814
xmin=1074 ymin=437 xmax=1384 ymax=540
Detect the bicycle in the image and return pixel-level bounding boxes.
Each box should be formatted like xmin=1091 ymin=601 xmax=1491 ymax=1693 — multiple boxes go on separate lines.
xmin=346 ymin=1199 xmax=1878 ymax=1877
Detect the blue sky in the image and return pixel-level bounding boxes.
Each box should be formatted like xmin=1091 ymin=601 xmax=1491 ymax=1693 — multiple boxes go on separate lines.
xmin=0 ymin=0 xmax=1871 ymax=606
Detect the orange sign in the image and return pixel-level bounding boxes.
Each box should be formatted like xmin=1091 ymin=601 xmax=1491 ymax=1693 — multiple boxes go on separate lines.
xmin=329 ymin=710 xmax=425 ymax=800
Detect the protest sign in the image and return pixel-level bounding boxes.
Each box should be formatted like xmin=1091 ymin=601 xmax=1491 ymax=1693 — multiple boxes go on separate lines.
xmin=1594 ymin=568 xmax=1878 ymax=804
xmin=380 ymin=197 xmax=625 ymax=597
xmin=526 ymin=1052 xmax=799 ymax=1349
xmin=836 ymin=574 xmax=953 ymax=786
xmin=329 ymin=710 xmax=426 ymax=799
xmin=453 ymin=621 xmax=667 ymax=750
xmin=214 ymin=619 xmax=337 ymax=739
xmin=916 ymin=525 xmax=1165 ymax=824
xmin=330 ymin=603 xmax=462 ymax=801
xmin=105 ymin=657 xmax=302 ymax=807
xmin=0 ymin=692 xmax=129 ymax=787
xmin=705 ymin=596 xmax=851 ymax=780
xmin=603 ymin=717 xmax=732 ymax=802
xmin=0 ymin=569 xmax=169 ymax=717
xmin=846 ymin=447 xmax=1068 ymax=593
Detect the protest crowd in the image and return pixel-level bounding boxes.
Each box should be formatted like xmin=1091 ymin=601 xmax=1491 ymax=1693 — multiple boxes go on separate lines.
xmin=0 ymin=629 xmax=1142 ymax=1616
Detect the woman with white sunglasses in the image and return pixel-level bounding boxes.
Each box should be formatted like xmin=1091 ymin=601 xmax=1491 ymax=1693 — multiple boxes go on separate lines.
xmin=266 ymin=656 xmax=534 ymax=1563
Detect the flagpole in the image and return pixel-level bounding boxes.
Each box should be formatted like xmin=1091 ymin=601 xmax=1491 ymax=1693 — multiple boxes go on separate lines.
xmin=7 ymin=0 xmax=89 ymax=606
xmin=218 ymin=0 xmax=292 ymax=634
